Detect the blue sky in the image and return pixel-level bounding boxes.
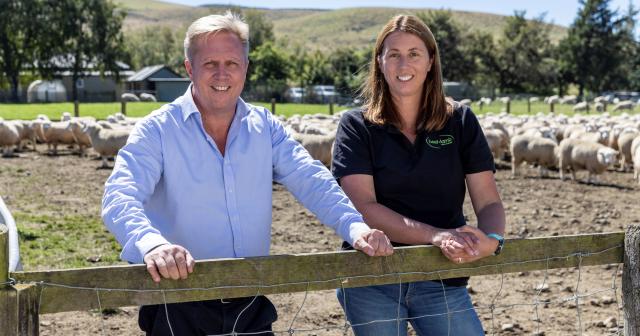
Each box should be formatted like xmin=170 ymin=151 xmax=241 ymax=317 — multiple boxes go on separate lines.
xmin=161 ymin=0 xmax=636 ymax=28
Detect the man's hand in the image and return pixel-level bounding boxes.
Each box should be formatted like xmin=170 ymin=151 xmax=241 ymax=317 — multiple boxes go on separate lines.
xmin=353 ymin=229 xmax=394 ymax=256
xmin=143 ymin=244 xmax=195 ymax=283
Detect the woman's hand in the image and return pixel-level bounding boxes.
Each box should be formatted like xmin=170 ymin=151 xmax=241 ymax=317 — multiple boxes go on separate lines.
xmin=431 ymin=225 xmax=480 ymax=262
xmin=442 ymin=226 xmax=500 ymax=264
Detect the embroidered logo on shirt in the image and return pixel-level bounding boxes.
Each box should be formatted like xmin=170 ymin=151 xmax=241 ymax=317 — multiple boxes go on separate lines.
xmin=426 ymin=135 xmax=454 ymax=149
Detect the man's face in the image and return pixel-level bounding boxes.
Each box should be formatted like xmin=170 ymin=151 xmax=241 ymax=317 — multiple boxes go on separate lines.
xmin=185 ymin=31 xmax=248 ymax=114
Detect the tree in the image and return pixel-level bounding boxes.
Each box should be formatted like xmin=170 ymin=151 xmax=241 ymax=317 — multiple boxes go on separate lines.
xmin=125 ymin=26 xmax=186 ymax=76
xmin=417 ymin=10 xmax=475 ymax=82
xmin=559 ymin=0 xmax=628 ymax=97
xmin=466 ymin=31 xmax=500 ymax=96
xmin=53 ymin=0 xmax=128 ymax=103
xmin=494 ymin=11 xmax=556 ymax=94
xmin=328 ymin=47 xmax=369 ymax=98
xmin=0 ymin=0 xmax=48 ymax=102
xmin=248 ymin=41 xmax=289 ymax=100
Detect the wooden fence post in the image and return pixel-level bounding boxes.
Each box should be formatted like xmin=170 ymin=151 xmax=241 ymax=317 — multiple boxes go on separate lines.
xmin=73 ymin=101 xmax=79 ymax=118
xmin=624 ymin=224 xmax=640 ymax=336
xmin=550 ymin=102 xmax=555 ymax=113
xmin=121 ymin=101 xmax=127 ymax=116
xmin=271 ymin=98 xmax=276 ymax=115
xmin=329 ymin=102 xmax=334 ymax=115
xmin=1 ymin=225 xmax=39 ymax=336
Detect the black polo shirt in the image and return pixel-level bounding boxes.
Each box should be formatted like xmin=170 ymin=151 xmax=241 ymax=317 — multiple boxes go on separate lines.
xmin=332 ymin=105 xmax=495 ymax=287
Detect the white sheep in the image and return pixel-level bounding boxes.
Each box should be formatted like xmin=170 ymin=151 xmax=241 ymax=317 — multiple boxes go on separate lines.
xmin=459 ymin=99 xmax=472 ymax=106
xmin=484 ymin=129 xmax=509 ymax=162
xmin=139 ymin=93 xmax=157 ymax=102
xmin=82 ymin=122 xmax=130 ymax=168
xmin=632 ymin=136 xmax=640 ymax=185
xmin=121 ymin=93 xmax=140 ymax=102
xmin=0 ymin=120 xmax=21 ymax=157
xmin=60 ymin=112 xmax=72 ymax=121
xmin=572 ymin=102 xmax=588 ymax=112
xmin=594 ymin=102 xmax=605 ymax=112
xmin=291 ymin=130 xmax=336 ymax=167
xmin=41 ymin=121 xmax=77 ymax=155
xmin=613 ymin=100 xmax=634 ymax=112
xmin=510 ymin=134 xmax=558 ymax=177
xmin=617 ymin=130 xmax=640 ymax=171
xmin=560 ymin=95 xmax=577 ymax=105
xmin=558 ymin=138 xmax=619 ymax=183
xmin=529 ymin=97 xmax=540 ymax=103
xmin=67 ymin=119 xmax=93 ymax=156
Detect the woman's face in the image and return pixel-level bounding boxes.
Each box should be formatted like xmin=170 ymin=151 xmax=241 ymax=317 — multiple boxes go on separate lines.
xmin=378 ymin=31 xmax=433 ymax=101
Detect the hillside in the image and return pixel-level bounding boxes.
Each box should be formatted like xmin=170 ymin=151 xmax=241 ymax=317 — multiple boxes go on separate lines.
xmin=115 ymin=0 xmax=568 ymax=50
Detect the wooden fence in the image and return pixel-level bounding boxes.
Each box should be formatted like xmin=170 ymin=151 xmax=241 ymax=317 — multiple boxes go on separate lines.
xmin=1 ymin=224 xmax=640 ymax=335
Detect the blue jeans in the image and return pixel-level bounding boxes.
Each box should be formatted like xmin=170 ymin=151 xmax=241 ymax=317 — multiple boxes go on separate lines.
xmin=337 ymin=281 xmax=484 ymax=336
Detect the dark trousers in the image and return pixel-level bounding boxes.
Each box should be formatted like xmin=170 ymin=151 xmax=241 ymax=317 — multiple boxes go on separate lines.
xmin=139 ymin=296 xmax=277 ymax=336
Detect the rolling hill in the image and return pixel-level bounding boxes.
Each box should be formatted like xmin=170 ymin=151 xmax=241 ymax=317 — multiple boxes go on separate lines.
xmin=114 ymin=0 xmax=568 ymax=51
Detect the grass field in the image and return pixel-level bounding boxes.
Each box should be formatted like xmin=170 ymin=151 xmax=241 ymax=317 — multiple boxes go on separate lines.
xmin=1 ymin=100 xmax=638 ymax=121
xmin=0 ymin=102 xmax=343 ymax=120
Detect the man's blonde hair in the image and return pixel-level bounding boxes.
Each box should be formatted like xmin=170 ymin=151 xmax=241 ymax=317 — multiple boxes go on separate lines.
xmin=184 ymin=11 xmax=250 ymax=61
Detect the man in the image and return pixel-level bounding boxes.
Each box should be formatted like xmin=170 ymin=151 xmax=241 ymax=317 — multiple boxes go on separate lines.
xmin=102 ymin=12 xmax=393 ymax=336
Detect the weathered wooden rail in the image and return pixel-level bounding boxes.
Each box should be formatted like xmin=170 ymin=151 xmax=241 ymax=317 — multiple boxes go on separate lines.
xmin=1 ymin=224 xmax=640 ymax=335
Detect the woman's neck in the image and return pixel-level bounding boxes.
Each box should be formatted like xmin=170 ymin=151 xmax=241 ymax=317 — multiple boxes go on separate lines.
xmin=393 ymin=95 xmax=422 ymax=133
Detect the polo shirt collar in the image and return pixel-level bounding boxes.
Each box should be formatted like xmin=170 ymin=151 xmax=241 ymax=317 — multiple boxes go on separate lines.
xmin=180 ymin=84 xmax=250 ymax=122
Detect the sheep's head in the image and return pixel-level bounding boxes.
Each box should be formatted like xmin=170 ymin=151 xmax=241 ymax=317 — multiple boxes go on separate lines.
xmin=596 ymin=148 xmax=618 ymax=166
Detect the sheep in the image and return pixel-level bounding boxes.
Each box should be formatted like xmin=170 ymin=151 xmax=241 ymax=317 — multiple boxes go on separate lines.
xmin=572 ymin=102 xmax=588 ymax=112
xmin=459 ymin=99 xmax=472 ymax=106
xmin=291 ymin=130 xmax=336 ymax=167
xmin=510 ymin=134 xmax=558 ymax=177
xmin=499 ymin=96 xmax=510 ymax=104
xmin=0 ymin=120 xmax=21 ymax=157
xmin=529 ymin=97 xmax=540 ymax=103
xmin=558 ymin=138 xmax=619 ymax=183
xmin=41 ymin=121 xmax=77 ymax=155
xmin=595 ymin=102 xmax=605 ymax=112
xmin=560 ymin=95 xmax=577 ymax=105
xmin=632 ymin=136 xmax=640 ymax=185
xmin=139 ymin=93 xmax=157 ymax=102
xmin=544 ymin=95 xmax=560 ymax=104
xmin=11 ymin=120 xmax=37 ymax=151
xmin=617 ymin=130 xmax=640 ymax=171
xmin=613 ymin=100 xmax=634 ymax=112
xmin=484 ymin=129 xmax=509 ymax=162
xmin=82 ymin=122 xmax=130 ymax=168
xmin=121 ymin=93 xmax=140 ymax=102
xmin=60 ymin=112 xmax=72 ymax=121
xmin=67 ymin=119 xmax=93 ymax=156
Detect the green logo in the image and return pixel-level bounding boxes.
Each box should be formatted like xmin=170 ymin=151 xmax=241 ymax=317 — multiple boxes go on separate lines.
xmin=426 ymin=134 xmax=454 ymax=149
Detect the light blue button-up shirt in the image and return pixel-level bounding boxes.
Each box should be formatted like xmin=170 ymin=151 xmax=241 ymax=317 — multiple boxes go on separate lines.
xmin=102 ymin=87 xmax=370 ymax=264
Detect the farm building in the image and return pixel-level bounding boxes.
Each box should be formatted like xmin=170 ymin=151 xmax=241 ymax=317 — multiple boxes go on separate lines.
xmin=126 ymin=65 xmax=191 ymax=102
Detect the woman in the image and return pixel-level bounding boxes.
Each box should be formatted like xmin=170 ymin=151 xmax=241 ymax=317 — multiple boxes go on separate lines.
xmin=332 ymin=15 xmax=506 ymax=335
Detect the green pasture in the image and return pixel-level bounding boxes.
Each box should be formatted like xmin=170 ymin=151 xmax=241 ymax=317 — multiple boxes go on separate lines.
xmin=0 ymin=101 xmax=343 ymax=120
xmin=1 ymin=100 xmax=638 ymax=121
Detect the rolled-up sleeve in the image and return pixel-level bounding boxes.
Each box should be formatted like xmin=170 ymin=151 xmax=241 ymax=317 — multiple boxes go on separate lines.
xmin=102 ymin=119 xmax=169 ymax=263
xmin=268 ymin=112 xmax=370 ymax=245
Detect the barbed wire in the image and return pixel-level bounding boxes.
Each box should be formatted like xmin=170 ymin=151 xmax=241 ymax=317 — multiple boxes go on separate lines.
xmin=9 ymin=244 xmax=625 ymax=336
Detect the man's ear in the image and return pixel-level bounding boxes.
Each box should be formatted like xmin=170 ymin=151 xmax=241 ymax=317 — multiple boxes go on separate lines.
xmin=185 ymin=59 xmax=193 ymax=80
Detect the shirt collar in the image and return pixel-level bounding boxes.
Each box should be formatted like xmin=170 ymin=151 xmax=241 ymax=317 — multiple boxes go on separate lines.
xmin=180 ymin=84 xmax=250 ymax=122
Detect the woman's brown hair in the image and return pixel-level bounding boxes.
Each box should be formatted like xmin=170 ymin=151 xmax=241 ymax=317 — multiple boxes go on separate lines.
xmin=361 ymin=14 xmax=453 ymax=132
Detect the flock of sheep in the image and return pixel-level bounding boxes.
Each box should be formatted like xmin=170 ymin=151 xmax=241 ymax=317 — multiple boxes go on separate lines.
xmin=0 ymin=112 xmax=135 ymax=168
xmin=1 ymin=102 xmax=640 ymax=186
xmin=480 ymin=111 xmax=640 ymax=185
xmin=461 ymin=94 xmax=639 ymax=113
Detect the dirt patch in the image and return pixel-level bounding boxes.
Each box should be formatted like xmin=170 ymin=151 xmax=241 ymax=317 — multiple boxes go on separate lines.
xmin=1 ymin=146 xmax=638 ymax=335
